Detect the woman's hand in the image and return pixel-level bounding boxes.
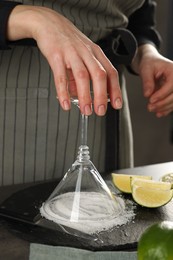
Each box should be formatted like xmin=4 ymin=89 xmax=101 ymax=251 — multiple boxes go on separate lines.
xmin=132 ymin=44 xmax=173 ymax=117
xmin=7 ymin=5 xmax=122 ymax=116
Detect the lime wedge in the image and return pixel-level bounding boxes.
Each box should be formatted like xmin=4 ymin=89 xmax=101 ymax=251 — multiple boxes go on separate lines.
xmin=132 ymin=179 xmax=173 ymax=208
xmin=112 ymin=173 xmax=152 ymax=193
xmin=131 ymin=178 xmax=172 ymax=190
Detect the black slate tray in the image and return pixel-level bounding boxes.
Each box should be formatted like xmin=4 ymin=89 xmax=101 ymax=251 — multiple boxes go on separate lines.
xmin=0 ymin=175 xmax=173 ymax=251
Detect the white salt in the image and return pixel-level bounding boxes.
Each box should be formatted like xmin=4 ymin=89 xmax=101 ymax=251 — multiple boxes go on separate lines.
xmin=40 ymin=192 xmax=135 ymax=234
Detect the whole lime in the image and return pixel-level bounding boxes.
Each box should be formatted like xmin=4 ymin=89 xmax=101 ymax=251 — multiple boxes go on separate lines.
xmin=138 ymin=221 xmax=173 ymax=260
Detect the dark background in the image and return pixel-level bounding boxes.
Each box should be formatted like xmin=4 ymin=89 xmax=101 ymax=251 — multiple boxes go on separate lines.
xmin=126 ymin=0 xmax=173 ymax=167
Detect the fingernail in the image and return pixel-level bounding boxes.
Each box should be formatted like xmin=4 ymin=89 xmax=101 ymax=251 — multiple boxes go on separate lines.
xmin=148 ymin=105 xmax=155 ymax=112
xmin=63 ymin=100 xmax=70 ymax=110
xmin=150 ymin=97 xmax=157 ymax=104
xmin=98 ymin=105 xmax=106 ymax=116
xmin=115 ymin=98 xmax=122 ymax=109
xmin=156 ymin=113 xmax=163 ymax=118
xmin=144 ymin=89 xmax=152 ymax=97
xmin=84 ymin=104 xmax=92 ymax=115
xmin=148 ymin=107 xmax=153 ymax=112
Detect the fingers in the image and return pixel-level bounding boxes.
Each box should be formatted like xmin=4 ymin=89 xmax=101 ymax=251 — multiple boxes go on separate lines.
xmin=93 ymin=45 xmax=122 ymax=110
xmin=146 ymin=72 xmax=173 ymax=117
xmin=63 ymin=43 xmax=122 ymax=116
xmin=52 ymin=56 xmax=71 ymax=111
xmin=148 ymin=92 xmax=173 ymax=117
xmin=65 ymin=47 xmax=93 ymax=115
xmin=140 ymin=65 xmax=173 ymax=117
xmin=66 ymin=69 xmax=78 ymax=97
xmin=155 ymin=109 xmax=172 ymax=118
xmin=149 ymin=79 xmax=173 ymax=104
xmin=50 ymin=44 xmax=121 ymax=116
xmin=156 ymin=108 xmax=173 ymax=118
xmin=77 ymin=43 xmax=122 ymax=115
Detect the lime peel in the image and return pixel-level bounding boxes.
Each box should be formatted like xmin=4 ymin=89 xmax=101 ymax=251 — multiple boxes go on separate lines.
xmin=138 ymin=221 xmax=173 ymax=260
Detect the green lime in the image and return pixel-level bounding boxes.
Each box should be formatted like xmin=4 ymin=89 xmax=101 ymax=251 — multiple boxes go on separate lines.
xmin=138 ymin=221 xmax=173 ymax=260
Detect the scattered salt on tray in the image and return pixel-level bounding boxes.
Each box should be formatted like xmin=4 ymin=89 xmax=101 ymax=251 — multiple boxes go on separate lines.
xmin=40 ymin=191 xmax=136 ymax=234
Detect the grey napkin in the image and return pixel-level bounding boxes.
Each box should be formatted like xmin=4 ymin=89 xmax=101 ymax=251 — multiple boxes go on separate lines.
xmin=29 ymin=243 xmax=137 ymax=260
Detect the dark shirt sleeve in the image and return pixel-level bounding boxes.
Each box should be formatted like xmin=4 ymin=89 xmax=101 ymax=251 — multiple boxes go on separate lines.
xmin=127 ymin=0 xmax=161 ymax=50
xmin=0 ymin=1 xmax=21 ymax=49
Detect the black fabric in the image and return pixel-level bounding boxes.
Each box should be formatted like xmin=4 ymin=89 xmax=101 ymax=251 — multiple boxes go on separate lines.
xmin=105 ymin=103 xmax=119 ymax=173
xmin=126 ymin=0 xmax=161 ymax=75
xmin=97 ymin=30 xmax=134 ymax=172
xmin=97 ymin=28 xmax=137 ymax=66
xmin=0 ymin=1 xmax=21 ymax=49
xmin=127 ymin=0 xmax=161 ymax=49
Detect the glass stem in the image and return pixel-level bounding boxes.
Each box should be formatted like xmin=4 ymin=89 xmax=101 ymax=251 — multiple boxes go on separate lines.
xmin=81 ymin=113 xmax=88 ymax=146
xmin=77 ymin=113 xmax=90 ymax=162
